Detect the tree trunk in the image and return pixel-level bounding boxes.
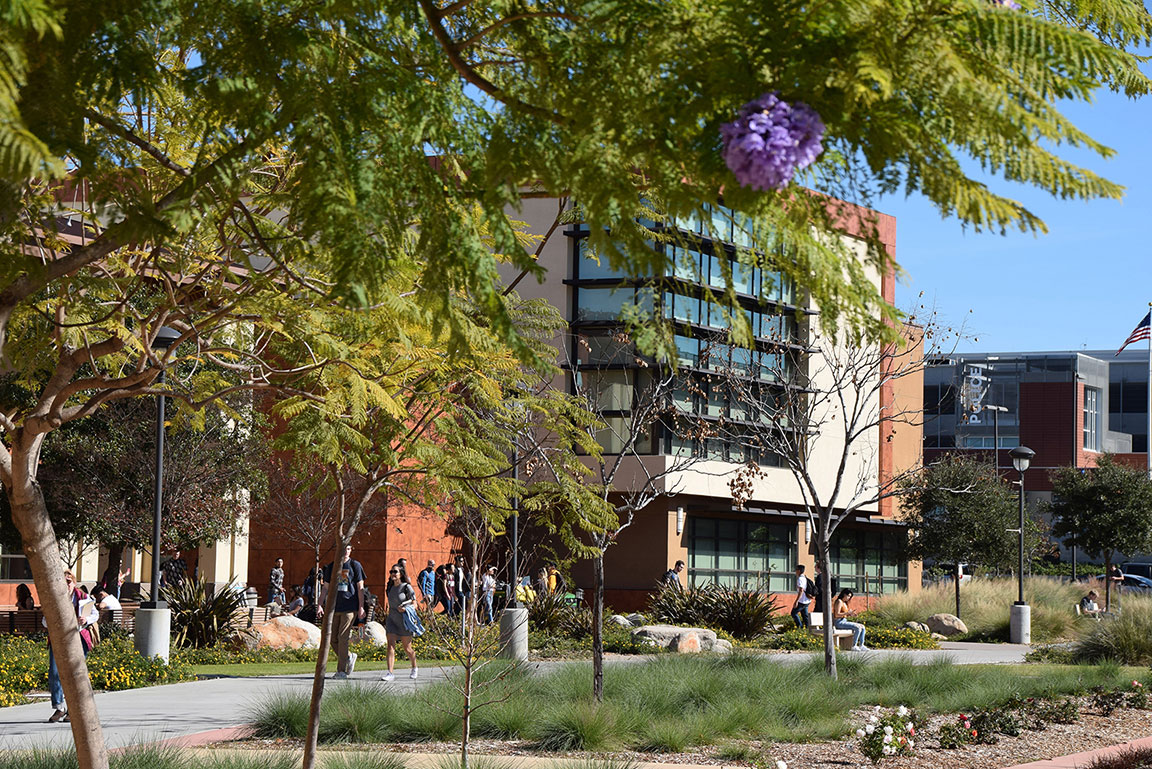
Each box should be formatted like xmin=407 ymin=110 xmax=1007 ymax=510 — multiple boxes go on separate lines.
xmin=99 ymin=542 xmax=125 ymax=595
xmin=302 ymin=496 xmax=347 ymax=769
xmin=1104 ymin=555 xmax=1113 ymax=613
xmin=6 ymin=452 xmax=108 ymax=769
xmin=592 ymin=552 xmax=605 ymax=702
xmin=461 ymin=658 xmax=472 ymax=769
xmin=954 ymin=563 xmax=962 ymax=619
xmin=817 ymin=535 xmax=837 ymax=680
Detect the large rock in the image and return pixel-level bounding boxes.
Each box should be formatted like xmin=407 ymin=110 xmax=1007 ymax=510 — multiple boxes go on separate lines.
xmin=361 ymin=620 xmax=388 ymax=646
xmin=632 ymin=624 xmax=726 ymax=653
xmin=625 ymin=613 xmax=647 ymax=627
xmin=904 ymin=621 xmax=930 ymax=634
xmin=926 ymin=613 xmax=968 ymax=636
xmin=712 ymin=639 xmax=733 ymax=654
xmin=253 ymin=615 xmax=321 ymax=650
xmin=607 ymin=614 xmax=633 ymax=628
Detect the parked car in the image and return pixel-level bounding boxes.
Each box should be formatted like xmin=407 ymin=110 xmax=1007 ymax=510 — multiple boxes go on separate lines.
xmin=1085 ymin=573 xmax=1152 ymax=592
xmin=1122 ymin=563 xmax=1152 ymax=580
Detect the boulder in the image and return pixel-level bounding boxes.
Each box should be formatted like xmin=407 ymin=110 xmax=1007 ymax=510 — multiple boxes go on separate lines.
xmin=625 ymin=613 xmax=647 ymax=627
xmin=904 ymin=621 xmax=930 ymax=634
xmin=712 ymin=639 xmax=733 ymax=654
xmin=925 ymin=613 xmax=968 ymax=637
xmin=930 ymin=632 xmax=948 ymax=641
xmin=632 ymin=624 xmax=719 ymax=653
xmin=361 ymin=620 xmax=388 ymax=646
xmin=607 ymin=614 xmax=633 ymax=628
xmin=253 ymin=615 xmax=321 ymax=650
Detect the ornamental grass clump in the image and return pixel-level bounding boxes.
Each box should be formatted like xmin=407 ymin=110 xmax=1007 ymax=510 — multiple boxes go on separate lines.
xmin=720 ymin=92 xmax=824 ymax=190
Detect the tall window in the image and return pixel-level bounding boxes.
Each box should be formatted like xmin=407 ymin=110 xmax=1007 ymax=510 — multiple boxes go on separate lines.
xmin=1083 ymin=387 xmax=1101 ymax=451
xmin=0 ymin=548 xmax=32 ymax=580
xmin=688 ymin=517 xmax=796 ymax=592
xmin=829 ymin=528 xmax=907 ymax=594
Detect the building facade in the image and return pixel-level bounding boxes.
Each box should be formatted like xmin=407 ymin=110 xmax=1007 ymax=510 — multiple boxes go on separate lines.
xmin=514 ymin=197 xmax=921 ymax=610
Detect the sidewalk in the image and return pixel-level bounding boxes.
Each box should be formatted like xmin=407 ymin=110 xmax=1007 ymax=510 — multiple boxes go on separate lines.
xmin=0 ymin=642 xmax=1030 ymax=751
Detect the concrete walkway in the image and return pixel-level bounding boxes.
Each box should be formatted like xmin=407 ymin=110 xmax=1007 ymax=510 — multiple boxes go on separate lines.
xmin=0 ymin=642 xmax=1030 ymax=751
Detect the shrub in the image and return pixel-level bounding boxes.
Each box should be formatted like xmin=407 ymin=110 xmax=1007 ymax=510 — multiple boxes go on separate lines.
xmin=528 ymin=590 xmax=592 ymax=638
xmin=1073 ymin=605 xmax=1152 ymax=665
xmin=647 ymin=584 xmax=780 ymax=640
xmin=1092 ymin=686 xmax=1128 ymax=716
xmin=937 ymin=713 xmax=977 ymax=749
xmin=854 ymin=705 xmax=917 ymax=763
xmin=861 ymin=627 xmax=938 ymax=650
xmin=87 ymin=636 xmax=193 ymax=690
xmin=760 ymin=628 xmax=822 ymax=650
xmin=0 ymin=634 xmax=47 ymax=705
xmin=967 ymin=706 xmax=1021 ymax=743
xmin=164 ymin=576 xmax=254 ymax=649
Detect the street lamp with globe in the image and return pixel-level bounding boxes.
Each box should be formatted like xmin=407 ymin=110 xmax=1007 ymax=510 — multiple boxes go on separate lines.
xmin=1009 ymin=445 xmax=1035 ymax=644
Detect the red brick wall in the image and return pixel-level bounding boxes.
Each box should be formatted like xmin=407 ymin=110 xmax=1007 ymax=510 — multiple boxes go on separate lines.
xmin=1018 ymin=381 xmax=1079 ymax=491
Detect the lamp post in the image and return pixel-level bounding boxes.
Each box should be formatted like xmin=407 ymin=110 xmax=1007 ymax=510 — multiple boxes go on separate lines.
xmin=983 ymin=404 xmax=1007 ymax=474
xmin=1009 ymin=445 xmax=1035 ymax=644
xmin=134 ymin=326 xmax=180 ymax=663
xmin=499 ymin=427 xmax=528 ymax=660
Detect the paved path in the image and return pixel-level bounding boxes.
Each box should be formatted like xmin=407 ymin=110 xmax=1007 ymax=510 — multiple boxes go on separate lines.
xmin=0 ymin=642 xmax=1030 ymax=751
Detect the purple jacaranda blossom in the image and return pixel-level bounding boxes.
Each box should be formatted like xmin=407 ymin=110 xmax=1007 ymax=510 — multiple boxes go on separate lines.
xmin=992 ymin=0 xmax=1020 ymax=7
xmin=720 ymin=92 xmax=825 ymax=191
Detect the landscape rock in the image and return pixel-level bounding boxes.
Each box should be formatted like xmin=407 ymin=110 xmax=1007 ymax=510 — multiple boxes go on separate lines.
xmin=904 ymin=621 xmax=930 ymax=634
xmin=608 ymin=614 xmax=633 ymax=628
xmin=632 ymin=624 xmax=720 ymax=653
xmin=930 ymin=632 xmax=948 ymax=641
xmin=253 ymin=615 xmax=321 ymax=650
xmin=712 ymin=639 xmax=733 ymax=654
xmin=361 ymin=620 xmax=388 ymax=646
xmin=625 ymin=613 xmax=647 ymax=627
xmin=925 ymin=613 xmax=968 ymax=637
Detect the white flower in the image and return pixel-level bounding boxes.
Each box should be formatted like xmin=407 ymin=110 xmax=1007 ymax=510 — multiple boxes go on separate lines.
xmin=908 ymin=740 xmax=915 ymax=749
xmin=856 ymin=729 xmax=865 ymax=738
xmin=874 ymin=705 xmax=882 ymax=711
xmin=897 ymin=705 xmax=909 ymax=717
xmin=865 ymin=724 xmax=875 ymax=735
xmin=776 ymin=761 xmax=787 ymax=769
xmin=883 ymin=734 xmax=892 ymax=744
xmin=869 ymin=715 xmax=879 ymax=723
xmin=906 ymin=722 xmax=915 ymax=732
xmin=882 ymin=746 xmax=894 ymax=755
xmin=883 ymin=726 xmax=894 ymax=735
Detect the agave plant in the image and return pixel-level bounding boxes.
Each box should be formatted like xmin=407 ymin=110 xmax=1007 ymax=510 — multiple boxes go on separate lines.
xmin=647 ymin=584 xmax=780 ymax=640
xmin=162 ymin=576 xmax=254 ymax=648
xmin=528 ymin=589 xmax=592 ymax=638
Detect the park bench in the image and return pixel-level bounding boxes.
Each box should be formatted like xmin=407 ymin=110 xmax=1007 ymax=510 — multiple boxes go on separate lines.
xmin=807 ymin=611 xmax=854 ymax=650
xmin=0 ymin=608 xmax=43 ymax=634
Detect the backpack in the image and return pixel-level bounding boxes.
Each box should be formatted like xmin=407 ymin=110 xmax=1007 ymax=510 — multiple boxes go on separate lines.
xmin=803 ymin=575 xmax=818 ymax=600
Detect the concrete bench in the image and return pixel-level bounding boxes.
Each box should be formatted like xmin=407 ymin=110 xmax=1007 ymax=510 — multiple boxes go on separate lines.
xmin=808 ymin=611 xmax=854 ymax=650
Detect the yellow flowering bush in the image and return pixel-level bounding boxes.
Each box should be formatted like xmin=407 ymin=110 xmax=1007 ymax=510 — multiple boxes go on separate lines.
xmin=86 ymin=637 xmax=193 ymax=690
xmin=0 ymin=635 xmax=47 ymax=706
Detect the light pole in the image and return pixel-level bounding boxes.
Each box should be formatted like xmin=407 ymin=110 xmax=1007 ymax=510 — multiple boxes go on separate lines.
xmin=983 ymin=404 xmax=1007 ymax=475
xmin=1009 ymin=445 xmax=1035 ymax=644
xmin=135 ymin=326 xmax=180 ymax=662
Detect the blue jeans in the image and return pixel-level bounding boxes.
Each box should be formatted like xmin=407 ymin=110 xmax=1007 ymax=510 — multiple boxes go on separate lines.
xmin=484 ymin=593 xmax=494 ymax=624
xmin=791 ymin=604 xmax=810 ymax=629
xmin=48 ymin=642 xmax=89 ymax=711
xmin=835 ymin=618 xmax=866 ymax=648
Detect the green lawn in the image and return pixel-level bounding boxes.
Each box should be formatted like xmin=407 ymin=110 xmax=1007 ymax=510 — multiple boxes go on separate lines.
xmin=246 ymin=654 xmax=1148 ymax=750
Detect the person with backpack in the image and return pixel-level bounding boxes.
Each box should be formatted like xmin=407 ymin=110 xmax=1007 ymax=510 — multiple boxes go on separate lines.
xmin=381 ymin=566 xmax=420 ymax=681
xmin=790 ymin=564 xmax=814 ymax=629
xmin=46 ymin=570 xmax=100 ymax=723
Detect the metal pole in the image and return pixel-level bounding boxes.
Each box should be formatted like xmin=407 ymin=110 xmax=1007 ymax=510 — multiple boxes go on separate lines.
xmin=510 ymin=439 xmax=519 ymax=608
xmin=993 ymin=408 xmax=1000 ymax=475
xmin=1017 ymin=467 xmax=1025 ymax=605
xmin=149 ymin=370 xmax=166 ymax=606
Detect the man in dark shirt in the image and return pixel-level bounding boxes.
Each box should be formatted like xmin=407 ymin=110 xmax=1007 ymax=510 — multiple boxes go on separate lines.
xmin=319 ymin=545 xmax=366 ymax=679
xmin=660 ymin=560 xmax=685 ymax=590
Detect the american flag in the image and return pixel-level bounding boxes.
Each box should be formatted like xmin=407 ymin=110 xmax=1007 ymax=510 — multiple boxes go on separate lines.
xmin=1117 ymin=311 xmax=1152 ymax=356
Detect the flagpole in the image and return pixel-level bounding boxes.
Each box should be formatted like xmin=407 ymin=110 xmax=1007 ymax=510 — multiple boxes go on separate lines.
xmin=1147 ymin=302 xmax=1151 ymax=478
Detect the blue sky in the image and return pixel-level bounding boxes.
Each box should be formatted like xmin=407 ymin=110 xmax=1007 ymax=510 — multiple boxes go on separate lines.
xmin=876 ymin=88 xmax=1152 ymax=354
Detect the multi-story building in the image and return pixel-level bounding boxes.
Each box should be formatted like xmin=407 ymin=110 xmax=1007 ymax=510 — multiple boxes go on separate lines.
xmin=924 ymin=350 xmax=1146 ymax=498
xmin=514 ymin=197 xmax=922 ymax=610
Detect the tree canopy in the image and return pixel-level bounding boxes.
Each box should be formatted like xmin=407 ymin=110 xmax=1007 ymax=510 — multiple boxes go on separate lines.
xmin=1049 ymin=454 xmax=1152 ymax=566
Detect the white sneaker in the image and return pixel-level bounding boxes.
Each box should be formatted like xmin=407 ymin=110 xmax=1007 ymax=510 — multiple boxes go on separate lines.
xmin=347 ymin=652 xmax=357 ymax=675
xmin=859 ymin=645 xmax=870 ymax=651
xmin=381 ymin=672 xmax=395 ymax=682
xmin=409 ymin=667 xmax=419 ymax=680
xmin=851 ymin=645 xmax=861 ymax=651
xmin=332 ymin=671 xmax=348 ymax=680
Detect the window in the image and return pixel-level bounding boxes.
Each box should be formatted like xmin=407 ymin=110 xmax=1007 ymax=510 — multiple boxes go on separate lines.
xmin=576 ymin=241 xmax=629 ymax=280
xmin=1084 ymin=386 xmax=1101 ymax=451
xmin=588 ymin=370 xmax=633 ymax=411
xmin=829 ymin=528 xmax=907 ymax=594
xmin=0 ymin=549 xmax=32 ymax=580
xmin=576 ymin=287 xmax=629 ymax=321
xmin=688 ymin=517 xmax=796 ymax=592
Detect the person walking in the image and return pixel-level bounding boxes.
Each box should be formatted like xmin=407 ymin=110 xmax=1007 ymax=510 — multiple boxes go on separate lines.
xmin=418 ymin=559 xmax=437 ymax=610
xmin=46 ymin=570 xmax=99 ymax=723
xmin=381 ymin=566 xmax=420 ymax=681
xmin=452 ymin=556 xmax=470 ymax=617
xmin=318 ymin=545 xmax=366 ymax=679
xmin=268 ymin=557 xmax=286 ymax=605
xmin=790 ymin=565 xmax=812 ymax=629
xmin=660 ymin=560 xmax=685 ymax=590
xmin=437 ymin=564 xmax=456 ymax=616
xmin=832 ymin=588 xmax=868 ymax=650
xmin=481 ymin=566 xmax=497 ymax=623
